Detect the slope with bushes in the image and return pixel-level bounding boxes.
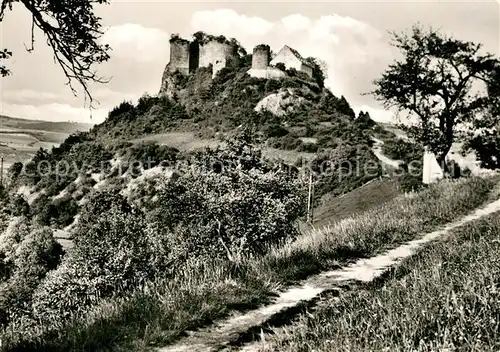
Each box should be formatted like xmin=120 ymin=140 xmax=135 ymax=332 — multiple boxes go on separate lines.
xmin=0 ymin=33 xmax=433 ymax=352
xmin=0 ymin=177 xmax=497 ymax=351
xmin=2 ymin=38 xmax=385 ymax=229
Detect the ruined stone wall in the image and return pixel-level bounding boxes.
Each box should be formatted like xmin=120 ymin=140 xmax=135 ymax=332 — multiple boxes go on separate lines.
xmin=199 ymin=40 xmax=238 ymax=76
xmin=247 ymin=67 xmax=287 ymax=79
xmin=168 ymin=39 xmax=191 ymax=75
xmin=252 ymin=45 xmax=270 ymax=70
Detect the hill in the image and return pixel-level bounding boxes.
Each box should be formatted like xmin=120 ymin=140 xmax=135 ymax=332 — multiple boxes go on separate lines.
xmin=0 ymin=115 xmax=93 ymax=134
xmin=0 ymin=33 xmax=385 ymax=232
xmin=1 ymin=31 xmax=498 ymax=352
xmin=0 ymin=115 xmax=93 ymax=170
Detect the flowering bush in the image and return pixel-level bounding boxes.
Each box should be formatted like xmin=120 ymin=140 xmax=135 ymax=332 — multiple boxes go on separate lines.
xmin=22 ymin=135 xmax=305 ymax=325
xmin=0 ymin=217 xmax=31 ymax=281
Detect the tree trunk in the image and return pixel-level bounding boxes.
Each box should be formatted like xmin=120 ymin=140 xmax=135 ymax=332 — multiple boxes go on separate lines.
xmin=436 ymin=144 xmax=452 ymax=176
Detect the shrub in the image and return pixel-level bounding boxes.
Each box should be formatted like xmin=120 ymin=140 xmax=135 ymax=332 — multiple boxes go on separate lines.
xmin=286 ymin=67 xmax=298 ymax=77
xmin=7 ymin=162 xmax=23 ymax=184
xmin=275 ymin=134 xmax=302 ymax=150
xmin=148 ymin=135 xmax=306 ymax=263
xmin=355 ymin=111 xmax=376 ymax=129
xmin=31 ymin=193 xmax=79 ymax=228
xmin=0 ymin=220 xmax=62 ymax=326
xmin=464 ymin=130 xmax=500 ymax=169
xmin=30 ymin=190 xmax=159 ymax=322
xmin=0 ymin=217 xmax=31 ymax=282
xmin=382 ymin=138 xmax=423 ymax=164
xmin=265 ymin=124 xmax=289 ymax=138
xmin=30 ymin=194 xmax=52 ymax=225
xmin=51 ymin=196 xmax=79 ymax=227
xmin=9 ymin=195 xmax=29 ymax=217
xmin=108 ymin=101 xmax=135 ymax=121
xmin=275 ymin=62 xmax=286 ymax=72
xmin=311 ymin=144 xmax=382 ymax=199
xmin=297 ymin=142 xmax=319 ymax=153
xmin=265 ymin=79 xmax=282 ymax=93
xmin=397 ymin=173 xmax=424 ymax=193
xmin=0 ymin=227 xmax=62 ymax=324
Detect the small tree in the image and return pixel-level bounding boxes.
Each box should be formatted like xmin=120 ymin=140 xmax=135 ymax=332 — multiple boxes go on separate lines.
xmin=371 ymin=24 xmax=499 ymax=173
xmin=275 ymin=62 xmax=286 ymax=72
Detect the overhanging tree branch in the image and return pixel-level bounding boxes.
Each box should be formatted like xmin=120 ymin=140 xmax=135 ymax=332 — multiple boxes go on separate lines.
xmin=0 ymin=0 xmax=111 ymax=109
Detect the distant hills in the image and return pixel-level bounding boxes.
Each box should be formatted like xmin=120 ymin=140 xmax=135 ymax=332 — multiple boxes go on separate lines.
xmin=0 ymin=115 xmax=94 ymax=170
xmin=0 ymin=115 xmax=93 ymax=134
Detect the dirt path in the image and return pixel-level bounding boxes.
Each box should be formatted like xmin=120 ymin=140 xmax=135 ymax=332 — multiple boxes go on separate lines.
xmin=371 ymin=137 xmax=403 ymax=169
xmin=157 ymin=198 xmax=500 ymax=352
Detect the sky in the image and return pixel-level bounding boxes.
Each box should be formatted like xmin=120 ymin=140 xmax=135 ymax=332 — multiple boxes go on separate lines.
xmin=0 ymin=0 xmax=499 ymax=124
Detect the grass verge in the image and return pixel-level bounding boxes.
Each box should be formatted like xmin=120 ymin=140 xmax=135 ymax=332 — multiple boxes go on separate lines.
xmin=257 ymin=206 xmax=500 ymax=351
xmin=1 ymin=176 xmax=499 ymax=351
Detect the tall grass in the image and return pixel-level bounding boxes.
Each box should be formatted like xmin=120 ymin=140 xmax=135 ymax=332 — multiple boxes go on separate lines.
xmin=1 ymin=177 xmax=498 ymax=351
xmin=258 ymin=210 xmax=500 ymax=351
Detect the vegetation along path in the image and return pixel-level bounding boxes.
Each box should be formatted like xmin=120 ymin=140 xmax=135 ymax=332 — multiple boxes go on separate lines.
xmin=158 ymin=195 xmax=500 ymax=352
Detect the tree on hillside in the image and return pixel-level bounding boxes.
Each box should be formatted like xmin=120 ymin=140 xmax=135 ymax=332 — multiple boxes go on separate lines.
xmin=356 ymin=111 xmax=375 ymax=129
xmin=0 ymin=0 xmax=110 ymax=105
xmin=464 ymin=67 xmax=500 ymax=169
xmin=370 ymin=24 xmax=499 ymax=173
xmin=306 ymin=57 xmax=327 ymax=88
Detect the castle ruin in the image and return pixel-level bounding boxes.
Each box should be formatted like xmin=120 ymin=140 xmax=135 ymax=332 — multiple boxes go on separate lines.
xmin=160 ymin=33 xmax=316 ymax=96
xmin=247 ymin=44 xmax=286 ymax=79
xmin=163 ymin=34 xmax=240 ymax=79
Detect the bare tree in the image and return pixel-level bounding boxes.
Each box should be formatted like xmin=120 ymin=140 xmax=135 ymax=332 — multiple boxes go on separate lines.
xmin=0 ymin=0 xmax=111 ymax=107
xmin=371 ymin=24 xmax=499 ymax=172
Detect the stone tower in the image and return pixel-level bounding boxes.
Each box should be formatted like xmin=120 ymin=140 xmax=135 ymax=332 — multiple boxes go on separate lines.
xmin=247 ymin=44 xmax=286 ymax=79
xmin=168 ymin=36 xmax=191 ymax=75
xmin=252 ymin=44 xmax=270 ymax=70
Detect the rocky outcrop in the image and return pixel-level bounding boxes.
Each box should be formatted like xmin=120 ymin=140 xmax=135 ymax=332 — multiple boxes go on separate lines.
xmin=254 ymin=88 xmax=306 ymax=116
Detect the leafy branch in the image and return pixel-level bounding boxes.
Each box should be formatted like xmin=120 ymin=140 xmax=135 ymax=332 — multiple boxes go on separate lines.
xmin=0 ymin=0 xmax=111 ymax=108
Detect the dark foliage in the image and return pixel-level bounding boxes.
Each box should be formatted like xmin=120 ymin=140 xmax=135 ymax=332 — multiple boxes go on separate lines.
xmin=464 ymin=130 xmax=500 ymax=169
xmin=371 ymin=24 xmax=500 ymax=170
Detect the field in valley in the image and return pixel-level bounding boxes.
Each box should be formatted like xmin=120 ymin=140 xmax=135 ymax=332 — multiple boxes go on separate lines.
xmin=0 ymin=115 xmax=92 ymax=170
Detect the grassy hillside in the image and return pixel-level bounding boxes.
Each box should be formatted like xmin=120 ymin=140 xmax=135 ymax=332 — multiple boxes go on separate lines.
xmin=258 ymin=184 xmax=500 ymax=351
xmin=312 ymin=177 xmax=400 ymax=228
xmin=91 ymin=53 xmax=374 ymax=154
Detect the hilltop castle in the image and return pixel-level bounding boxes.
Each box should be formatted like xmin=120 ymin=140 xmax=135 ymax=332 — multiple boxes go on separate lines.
xmin=163 ymin=33 xmax=314 ymax=80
